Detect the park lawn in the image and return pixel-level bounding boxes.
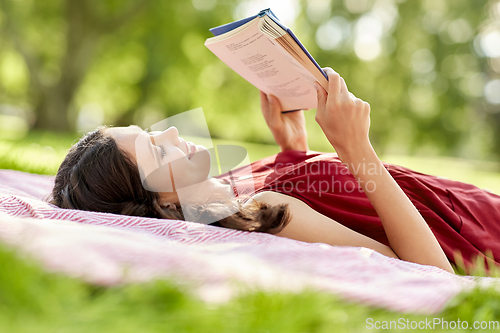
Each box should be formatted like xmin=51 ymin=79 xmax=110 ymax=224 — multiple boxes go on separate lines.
xmin=2 ymin=131 xmax=500 ymax=194
xmin=1 ymin=131 xmax=500 ymax=332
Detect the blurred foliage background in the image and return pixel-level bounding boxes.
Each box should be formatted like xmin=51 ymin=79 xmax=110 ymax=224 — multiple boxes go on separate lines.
xmin=0 ymin=0 xmax=499 ymax=161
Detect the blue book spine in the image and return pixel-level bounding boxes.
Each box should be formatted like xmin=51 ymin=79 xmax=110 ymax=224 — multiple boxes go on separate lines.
xmin=209 ymin=14 xmax=259 ymax=36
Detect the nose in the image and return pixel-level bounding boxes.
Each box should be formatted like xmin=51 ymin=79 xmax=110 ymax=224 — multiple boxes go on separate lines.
xmin=151 ymin=126 xmax=180 ymax=146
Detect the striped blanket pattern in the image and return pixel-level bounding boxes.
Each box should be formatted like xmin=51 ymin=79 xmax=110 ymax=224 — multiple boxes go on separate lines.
xmin=0 ymin=169 xmax=487 ymax=314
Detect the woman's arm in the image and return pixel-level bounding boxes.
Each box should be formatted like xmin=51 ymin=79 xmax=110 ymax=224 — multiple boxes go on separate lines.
xmin=251 ymin=191 xmax=399 ymax=259
xmin=314 ymin=68 xmax=454 ymax=273
xmin=259 ymin=91 xmax=309 ymax=152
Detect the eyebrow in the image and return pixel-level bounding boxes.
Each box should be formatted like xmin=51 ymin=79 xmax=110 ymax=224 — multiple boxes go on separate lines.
xmin=131 ymin=125 xmax=155 ymax=143
xmin=134 ymin=129 xmax=163 ymax=169
xmin=136 ymin=126 xmax=163 ymax=162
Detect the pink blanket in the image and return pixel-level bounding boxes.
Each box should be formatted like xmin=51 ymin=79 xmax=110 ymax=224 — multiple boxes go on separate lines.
xmin=0 ymin=169 xmax=488 ymax=314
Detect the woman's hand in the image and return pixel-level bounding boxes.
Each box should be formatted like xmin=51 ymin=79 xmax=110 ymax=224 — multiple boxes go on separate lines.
xmin=260 ymin=91 xmax=309 ymax=152
xmin=314 ymin=68 xmax=454 ymax=274
xmin=314 ymin=67 xmax=371 ymax=161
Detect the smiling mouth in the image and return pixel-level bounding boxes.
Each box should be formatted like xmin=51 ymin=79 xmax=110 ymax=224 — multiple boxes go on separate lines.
xmin=186 ymin=141 xmax=195 ymax=160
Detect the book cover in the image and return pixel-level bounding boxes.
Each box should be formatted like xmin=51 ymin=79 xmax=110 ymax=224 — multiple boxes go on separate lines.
xmin=205 ymin=9 xmax=328 ymax=112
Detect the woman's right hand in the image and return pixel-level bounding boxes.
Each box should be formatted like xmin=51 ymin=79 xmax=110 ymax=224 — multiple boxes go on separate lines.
xmin=314 ymin=67 xmax=372 ymax=161
xmin=315 ymin=68 xmax=454 ymax=274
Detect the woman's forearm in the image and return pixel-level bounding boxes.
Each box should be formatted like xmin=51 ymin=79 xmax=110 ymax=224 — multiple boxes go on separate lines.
xmin=341 ymin=144 xmax=454 ymax=273
xmin=314 ymin=67 xmax=453 ymax=273
xmin=280 ymin=138 xmax=309 ymax=152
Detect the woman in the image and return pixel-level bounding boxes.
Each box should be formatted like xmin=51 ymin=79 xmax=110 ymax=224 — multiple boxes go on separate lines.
xmin=51 ymin=68 xmax=500 ymax=274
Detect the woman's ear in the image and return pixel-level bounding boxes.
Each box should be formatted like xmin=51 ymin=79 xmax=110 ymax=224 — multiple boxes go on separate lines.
xmin=159 ymin=188 xmax=179 ymax=207
xmin=159 ymin=192 xmax=179 ymax=206
xmin=162 ymin=202 xmax=177 ymax=210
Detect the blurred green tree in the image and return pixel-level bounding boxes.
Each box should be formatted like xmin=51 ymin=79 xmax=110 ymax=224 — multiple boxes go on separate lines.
xmin=0 ymin=0 xmax=498 ymax=162
xmin=0 ymin=0 xmax=155 ymax=131
xmin=0 ymin=0 xmax=236 ymax=131
xmin=300 ymin=0 xmax=496 ymax=159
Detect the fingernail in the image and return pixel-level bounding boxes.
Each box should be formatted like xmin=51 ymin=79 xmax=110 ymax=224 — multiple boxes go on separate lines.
xmin=313 ymin=82 xmax=319 ymax=91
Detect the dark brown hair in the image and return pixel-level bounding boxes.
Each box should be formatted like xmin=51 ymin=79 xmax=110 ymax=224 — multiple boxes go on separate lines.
xmin=50 ymin=127 xmax=290 ymax=234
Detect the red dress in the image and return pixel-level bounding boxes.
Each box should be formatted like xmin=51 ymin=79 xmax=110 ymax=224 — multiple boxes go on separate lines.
xmin=218 ymin=150 xmax=500 ymax=271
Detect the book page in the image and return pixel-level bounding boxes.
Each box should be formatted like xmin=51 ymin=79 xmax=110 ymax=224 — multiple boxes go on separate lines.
xmin=259 ymin=16 xmax=329 ymax=90
xmin=205 ymin=18 xmax=319 ymax=111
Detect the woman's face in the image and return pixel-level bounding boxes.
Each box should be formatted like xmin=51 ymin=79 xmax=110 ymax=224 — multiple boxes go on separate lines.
xmin=106 ymin=125 xmax=211 ymax=193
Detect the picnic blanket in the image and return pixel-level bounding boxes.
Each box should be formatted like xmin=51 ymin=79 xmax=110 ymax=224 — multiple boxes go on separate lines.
xmin=0 ymin=169 xmax=492 ymax=314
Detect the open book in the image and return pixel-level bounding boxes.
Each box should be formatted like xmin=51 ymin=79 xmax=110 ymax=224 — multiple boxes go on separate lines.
xmin=205 ymin=9 xmax=328 ymax=112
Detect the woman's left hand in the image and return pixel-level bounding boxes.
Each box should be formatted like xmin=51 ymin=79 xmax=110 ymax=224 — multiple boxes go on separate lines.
xmin=260 ymin=91 xmax=309 ymax=152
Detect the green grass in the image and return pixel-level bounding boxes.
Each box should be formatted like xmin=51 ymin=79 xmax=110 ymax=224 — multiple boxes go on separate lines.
xmin=1 ymin=245 xmax=500 ymax=333
xmin=2 ymin=131 xmax=500 ymax=195
xmin=0 ymin=131 xmax=282 ymax=176
xmin=381 ymin=155 xmax=500 ymax=196
xmin=0 ymin=131 xmax=79 ymax=175
xmin=1 ymin=131 xmax=500 ymax=332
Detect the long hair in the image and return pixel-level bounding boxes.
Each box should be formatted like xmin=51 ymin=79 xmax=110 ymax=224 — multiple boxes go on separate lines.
xmin=50 ymin=127 xmax=291 ymax=234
